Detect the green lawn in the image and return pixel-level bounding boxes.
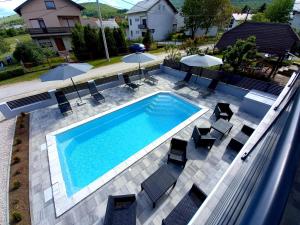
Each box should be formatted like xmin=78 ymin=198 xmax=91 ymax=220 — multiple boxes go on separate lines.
xmin=0 ymin=34 xmax=31 ymax=59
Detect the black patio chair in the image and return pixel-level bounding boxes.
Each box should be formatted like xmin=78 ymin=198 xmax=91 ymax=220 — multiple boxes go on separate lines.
xmin=174 ymin=71 xmax=193 ymax=89
xmin=87 ymin=80 xmax=105 ymax=103
xmin=123 ymin=74 xmax=139 ymax=90
xmin=192 ymin=126 xmax=216 ymax=150
xmin=227 ymin=125 xmax=255 ymax=152
xmin=54 ymin=90 xmax=72 ymax=115
xmin=143 ymin=68 xmax=158 ymax=85
xmin=213 ymin=103 xmax=233 ymax=121
xmin=103 ymin=194 xmax=137 ymax=225
xmin=162 ymin=184 xmax=207 ymax=225
xmin=167 ymin=138 xmax=188 ymax=167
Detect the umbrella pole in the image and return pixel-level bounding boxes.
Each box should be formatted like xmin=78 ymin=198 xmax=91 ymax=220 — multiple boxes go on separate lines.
xmin=71 ymin=78 xmax=83 ymax=104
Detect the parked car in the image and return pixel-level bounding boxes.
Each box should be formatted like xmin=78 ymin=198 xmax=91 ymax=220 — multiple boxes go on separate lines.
xmin=129 ymin=43 xmax=145 ymax=53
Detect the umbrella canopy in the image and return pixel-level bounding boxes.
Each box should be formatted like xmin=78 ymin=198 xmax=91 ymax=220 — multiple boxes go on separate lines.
xmin=122 ymin=52 xmax=157 ymax=64
xmin=40 ymin=63 xmax=92 ymax=104
xmin=40 ymin=63 xmax=92 ymax=82
xmin=180 ymin=54 xmax=223 ymax=67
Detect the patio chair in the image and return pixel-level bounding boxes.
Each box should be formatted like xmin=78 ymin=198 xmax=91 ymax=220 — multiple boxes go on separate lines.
xmin=227 ymin=125 xmax=255 ymax=152
xmin=213 ymin=103 xmax=233 ymax=121
xmin=162 ymin=184 xmax=207 ymax=225
xmin=103 ymin=194 xmax=137 ymax=225
xmin=123 ymin=74 xmax=139 ymax=90
xmin=143 ymin=68 xmax=158 ymax=85
xmin=54 ymin=91 xmax=72 ymax=115
xmin=200 ymin=79 xmax=219 ymax=97
xmin=192 ymin=126 xmax=216 ymax=150
xmin=87 ymin=80 xmax=105 ymax=103
xmin=174 ymin=71 xmax=193 ymax=89
xmin=167 ymin=138 xmax=188 ymax=167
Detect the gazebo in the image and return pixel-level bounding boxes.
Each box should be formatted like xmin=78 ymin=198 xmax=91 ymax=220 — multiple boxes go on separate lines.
xmin=215 ymin=22 xmax=300 ymax=75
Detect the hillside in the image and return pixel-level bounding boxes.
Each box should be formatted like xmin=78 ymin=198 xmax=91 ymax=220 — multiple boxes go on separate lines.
xmin=170 ymin=0 xmax=273 ymax=9
xmin=80 ymin=2 xmax=127 ymax=18
xmin=0 ymin=14 xmax=24 ymax=27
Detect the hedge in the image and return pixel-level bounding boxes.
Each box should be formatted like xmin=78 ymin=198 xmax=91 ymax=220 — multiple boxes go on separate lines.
xmin=0 ymin=67 xmax=25 ymax=81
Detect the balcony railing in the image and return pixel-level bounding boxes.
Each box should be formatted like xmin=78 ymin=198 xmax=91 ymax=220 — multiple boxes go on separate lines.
xmin=138 ymin=24 xmax=148 ymax=29
xmin=28 ymin=27 xmax=73 ymax=35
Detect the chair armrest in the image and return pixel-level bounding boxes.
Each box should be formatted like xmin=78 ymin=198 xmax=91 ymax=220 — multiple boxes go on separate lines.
xmin=198 ymin=128 xmax=210 ymax=135
xmin=170 ymin=138 xmax=188 ymax=151
xmin=241 ymin=125 xmax=254 ymax=136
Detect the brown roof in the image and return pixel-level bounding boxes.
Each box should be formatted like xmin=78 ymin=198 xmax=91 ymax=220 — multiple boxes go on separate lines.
xmin=216 ymin=22 xmax=300 ymax=56
xmin=14 ymin=0 xmax=85 ymax=16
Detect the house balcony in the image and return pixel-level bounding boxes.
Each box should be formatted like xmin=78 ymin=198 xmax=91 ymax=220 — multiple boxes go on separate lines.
xmin=28 ymin=27 xmax=73 ymax=36
xmin=138 ymin=24 xmax=148 ymax=29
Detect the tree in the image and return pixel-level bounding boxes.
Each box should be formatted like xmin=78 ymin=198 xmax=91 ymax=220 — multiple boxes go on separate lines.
xmin=223 ymin=36 xmax=257 ymax=72
xmin=258 ymin=3 xmax=267 ymax=13
xmin=182 ymin=0 xmax=232 ymax=39
xmin=113 ymin=28 xmax=127 ymax=54
xmin=142 ymin=30 xmax=152 ymax=50
xmin=241 ymin=5 xmax=250 ymax=13
xmin=84 ymin=25 xmax=100 ymax=59
xmin=13 ymin=41 xmax=45 ymax=64
xmin=252 ymin=12 xmax=270 ymax=22
xmin=0 ymin=39 xmax=10 ymax=55
xmin=104 ymin=27 xmax=118 ymax=56
xmin=265 ymin=0 xmax=294 ymax=23
xmin=71 ymin=23 xmax=88 ymax=61
xmin=41 ymin=47 xmax=56 ymax=68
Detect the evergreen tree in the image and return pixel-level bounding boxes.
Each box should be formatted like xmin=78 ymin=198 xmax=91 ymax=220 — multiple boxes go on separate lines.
xmin=104 ymin=27 xmax=118 ymax=56
xmin=113 ymin=28 xmax=127 ymax=54
xmin=71 ymin=23 xmax=88 ymax=61
xmin=258 ymin=3 xmax=267 ymax=13
xmin=142 ymin=30 xmax=152 ymax=50
xmin=98 ymin=28 xmax=105 ymax=58
xmin=84 ymin=25 xmax=100 ymax=59
xmin=265 ymin=0 xmax=294 ymax=23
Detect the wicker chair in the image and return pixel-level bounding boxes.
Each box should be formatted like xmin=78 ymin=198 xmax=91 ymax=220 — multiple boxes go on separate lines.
xmin=227 ymin=125 xmax=255 ymax=152
xmin=167 ymin=138 xmax=188 ymax=167
xmin=192 ymin=126 xmax=216 ymax=150
xmin=213 ymin=103 xmax=233 ymax=121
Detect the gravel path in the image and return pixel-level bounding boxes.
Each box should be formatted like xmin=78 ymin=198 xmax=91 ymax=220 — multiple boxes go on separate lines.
xmin=0 ymin=118 xmax=16 ymax=225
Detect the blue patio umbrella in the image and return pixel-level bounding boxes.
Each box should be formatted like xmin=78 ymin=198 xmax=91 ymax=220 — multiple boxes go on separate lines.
xmin=40 ymin=63 xmax=93 ymax=103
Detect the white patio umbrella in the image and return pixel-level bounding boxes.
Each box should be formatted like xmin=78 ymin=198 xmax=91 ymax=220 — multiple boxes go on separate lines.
xmin=180 ymin=53 xmax=223 ymax=67
xmin=40 ymin=63 xmax=93 ymax=104
xmin=122 ymin=52 xmax=157 ymax=71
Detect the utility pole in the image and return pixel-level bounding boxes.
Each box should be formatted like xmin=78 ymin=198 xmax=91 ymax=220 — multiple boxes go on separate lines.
xmin=96 ymin=0 xmax=110 ymax=62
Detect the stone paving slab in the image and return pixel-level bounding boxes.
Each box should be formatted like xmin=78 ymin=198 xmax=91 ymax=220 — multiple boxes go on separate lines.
xmin=28 ymin=73 xmax=260 ymax=225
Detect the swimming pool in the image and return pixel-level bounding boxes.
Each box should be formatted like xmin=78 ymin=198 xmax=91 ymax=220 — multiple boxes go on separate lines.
xmin=47 ymin=92 xmax=208 ymax=215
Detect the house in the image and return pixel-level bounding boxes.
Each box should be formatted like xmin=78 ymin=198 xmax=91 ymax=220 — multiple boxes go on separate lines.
xmin=227 ymin=13 xmax=253 ymax=30
xmin=216 ymin=22 xmax=300 ymax=57
xmin=126 ymin=0 xmax=178 ymax=41
xmin=82 ymin=18 xmax=119 ymax=29
xmin=14 ymin=0 xmax=85 ymax=52
xmin=291 ymin=0 xmax=300 ymax=31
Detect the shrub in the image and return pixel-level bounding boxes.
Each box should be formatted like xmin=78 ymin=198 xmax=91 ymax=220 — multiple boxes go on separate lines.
xmin=71 ymin=23 xmax=88 ymax=61
xmin=13 ymin=139 xmax=22 ymax=146
xmin=12 ymin=156 xmax=21 ymax=164
xmin=12 ymin=199 xmax=19 ymax=205
xmin=0 ymin=67 xmax=25 ymax=81
xmin=11 ymin=211 xmax=22 ymax=223
xmin=12 ymin=180 xmax=21 ymax=190
xmin=13 ymin=170 xmax=21 ymax=176
xmin=142 ymin=30 xmax=153 ymax=50
xmin=104 ymin=27 xmax=118 ymax=56
xmin=13 ymin=41 xmax=45 ymax=65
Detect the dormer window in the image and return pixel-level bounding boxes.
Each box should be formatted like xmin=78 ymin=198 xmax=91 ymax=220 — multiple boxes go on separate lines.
xmin=45 ymin=0 xmax=56 ymax=9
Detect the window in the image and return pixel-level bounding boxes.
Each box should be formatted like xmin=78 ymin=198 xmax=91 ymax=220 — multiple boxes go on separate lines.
xmin=45 ymin=0 xmax=56 ymax=9
xmin=162 ymin=5 xmax=165 ymax=10
xmin=142 ymin=18 xmax=147 ymax=26
xmin=158 ymin=4 xmax=161 ymax=10
xmin=131 ymin=30 xmax=133 ymax=37
xmin=130 ymin=19 xmax=132 ymax=26
xmin=135 ymin=18 xmax=139 ymax=22
xmin=38 ymin=39 xmax=53 ymax=48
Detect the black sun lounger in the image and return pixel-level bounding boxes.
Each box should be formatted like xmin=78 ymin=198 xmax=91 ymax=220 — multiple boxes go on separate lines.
xmin=87 ymin=80 xmax=105 ymax=103
xmin=143 ymin=69 xmax=158 ymax=85
xmin=54 ymin=90 xmax=72 ymax=115
xmin=123 ymin=74 xmax=139 ymax=90
xmin=103 ymin=194 xmax=137 ymax=225
xmin=162 ymin=184 xmax=207 ymax=225
xmin=174 ymin=71 xmax=193 ymax=89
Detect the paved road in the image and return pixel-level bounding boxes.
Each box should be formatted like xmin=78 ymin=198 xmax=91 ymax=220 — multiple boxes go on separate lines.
xmin=0 ymin=44 xmax=214 ymax=102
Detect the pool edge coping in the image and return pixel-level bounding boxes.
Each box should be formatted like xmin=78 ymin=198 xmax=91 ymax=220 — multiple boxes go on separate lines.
xmin=45 ymin=91 xmax=209 ymax=217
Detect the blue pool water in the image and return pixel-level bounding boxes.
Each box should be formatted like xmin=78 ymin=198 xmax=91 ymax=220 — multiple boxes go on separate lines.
xmin=56 ymin=93 xmax=201 ymax=196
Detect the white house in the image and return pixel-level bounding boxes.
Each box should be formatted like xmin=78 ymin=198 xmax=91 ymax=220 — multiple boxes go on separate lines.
xmin=291 ymin=0 xmax=300 ymax=31
xmin=227 ymin=13 xmax=253 ymax=30
xmin=126 ymin=0 xmax=178 ymax=41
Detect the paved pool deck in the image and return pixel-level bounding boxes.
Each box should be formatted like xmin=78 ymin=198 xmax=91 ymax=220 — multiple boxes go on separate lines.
xmin=29 ymin=73 xmax=260 ymax=225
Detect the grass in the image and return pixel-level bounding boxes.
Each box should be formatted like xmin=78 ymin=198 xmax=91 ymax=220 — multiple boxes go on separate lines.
xmin=0 ymin=34 xmax=31 ymax=59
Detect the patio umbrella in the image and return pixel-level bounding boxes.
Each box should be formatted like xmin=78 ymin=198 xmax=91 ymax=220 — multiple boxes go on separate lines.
xmin=40 ymin=63 xmax=93 ymax=104
xmin=122 ymin=52 xmax=157 ymax=71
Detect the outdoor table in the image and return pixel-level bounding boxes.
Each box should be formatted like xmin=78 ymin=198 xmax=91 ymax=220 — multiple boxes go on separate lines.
xmin=210 ymin=118 xmax=233 ymax=139
xmin=141 ymin=165 xmax=177 ymax=208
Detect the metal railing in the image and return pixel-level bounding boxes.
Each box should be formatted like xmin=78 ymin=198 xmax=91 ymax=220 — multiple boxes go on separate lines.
xmin=138 ymin=24 xmax=148 ymax=29
xmin=28 ymin=27 xmax=73 ymax=35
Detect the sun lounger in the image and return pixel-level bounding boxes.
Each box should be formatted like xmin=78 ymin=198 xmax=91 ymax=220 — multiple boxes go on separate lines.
xmin=87 ymin=80 xmax=105 ymax=103
xmin=167 ymin=138 xmax=188 ymax=167
xmin=123 ymin=74 xmax=139 ymax=90
xmin=103 ymin=194 xmax=137 ymax=225
xmin=174 ymin=71 xmax=193 ymax=89
xmin=141 ymin=165 xmax=177 ymax=208
xmin=54 ymin=91 xmax=72 ymax=115
xmin=162 ymin=184 xmax=207 ymax=225
xmin=201 ymin=79 xmax=219 ymax=97
xmin=143 ymin=69 xmax=158 ymax=85
xmin=227 ymin=125 xmax=254 ymax=152
xmin=192 ymin=126 xmax=216 ymax=150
